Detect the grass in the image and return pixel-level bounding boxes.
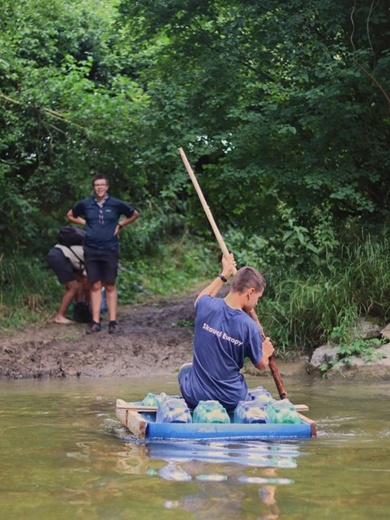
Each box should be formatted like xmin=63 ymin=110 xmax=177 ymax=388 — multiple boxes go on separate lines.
xmin=1 ymin=235 xmax=389 ymax=357
xmin=0 ymin=237 xmax=217 ymax=330
xmin=117 ymin=236 xmax=218 ymax=303
xmin=260 ymin=237 xmax=390 ymax=355
xmin=0 ymin=254 xmax=59 ymax=328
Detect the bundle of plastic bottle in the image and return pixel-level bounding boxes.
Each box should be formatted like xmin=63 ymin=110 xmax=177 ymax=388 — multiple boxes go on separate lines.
xmin=141 ymin=392 xmax=167 ymax=406
xmin=192 ymin=400 xmax=231 ymax=424
xmin=234 ymin=400 xmax=267 ymax=424
xmin=248 ymin=386 xmax=275 ymax=409
xmin=265 ymin=398 xmax=301 ymax=424
xmin=156 ymin=396 xmax=192 ymax=423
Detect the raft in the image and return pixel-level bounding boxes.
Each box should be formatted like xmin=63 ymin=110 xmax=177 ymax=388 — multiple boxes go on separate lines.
xmin=116 ymin=394 xmax=317 ymax=441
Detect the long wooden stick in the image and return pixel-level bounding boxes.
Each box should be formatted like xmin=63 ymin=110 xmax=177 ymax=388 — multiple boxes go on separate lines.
xmin=179 ymin=148 xmax=231 ymax=260
xmin=178 ymin=147 xmax=288 ymax=400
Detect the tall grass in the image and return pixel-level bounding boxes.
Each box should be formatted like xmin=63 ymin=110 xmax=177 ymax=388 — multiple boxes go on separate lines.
xmin=0 ymin=255 xmax=61 ymax=327
xmin=1 ymin=237 xmax=389 ymax=356
xmin=118 ymin=236 xmax=218 ymax=303
xmin=261 ymin=237 xmax=390 ymax=355
xmin=0 ymin=238 xmax=218 ymax=329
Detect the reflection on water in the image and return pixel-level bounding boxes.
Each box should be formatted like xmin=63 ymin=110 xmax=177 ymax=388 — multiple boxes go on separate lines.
xmin=114 ymin=437 xmax=302 ymax=476
xmin=115 ymin=434 xmax=303 ymax=467
xmin=112 ymin=437 xmax=291 ymax=518
xmin=0 ymin=376 xmax=389 ymax=520
xmin=113 ymin=438 xmax=300 ymax=519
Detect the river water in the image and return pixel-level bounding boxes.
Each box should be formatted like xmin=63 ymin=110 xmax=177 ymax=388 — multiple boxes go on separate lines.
xmin=0 ymin=374 xmax=389 ymax=519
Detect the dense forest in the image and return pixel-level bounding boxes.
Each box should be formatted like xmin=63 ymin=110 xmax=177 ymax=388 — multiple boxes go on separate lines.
xmin=1 ymin=0 xmax=389 ymax=353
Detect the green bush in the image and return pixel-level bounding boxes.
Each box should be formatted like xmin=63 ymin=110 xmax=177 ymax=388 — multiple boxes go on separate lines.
xmin=1 ymin=235 xmax=389 ymax=360
xmin=259 ymin=236 xmax=390 ymax=355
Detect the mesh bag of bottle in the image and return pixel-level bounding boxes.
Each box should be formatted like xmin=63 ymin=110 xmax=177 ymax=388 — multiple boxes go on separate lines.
xmin=156 ymin=396 xmax=192 ymax=423
xmin=192 ymin=400 xmax=230 ymax=424
xmin=234 ymin=400 xmax=267 ymax=424
xmin=265 ymin=398 xmax=301 ymax=424
xmin=248 ymin=386 xmax=275 ymax=409
xmin=141 ymin=392 xmax=167 ymax=406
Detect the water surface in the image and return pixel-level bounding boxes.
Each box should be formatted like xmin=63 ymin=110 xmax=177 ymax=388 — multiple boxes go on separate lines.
xmin=0 ymin=375 xmax=388 ymax=519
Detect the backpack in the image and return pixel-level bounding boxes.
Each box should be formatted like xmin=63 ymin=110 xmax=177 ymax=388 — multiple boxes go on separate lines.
xmin=73 ymin=301 xmax=92 ymax=323
xmin=57 ymin=226 xmax=85 ymax=247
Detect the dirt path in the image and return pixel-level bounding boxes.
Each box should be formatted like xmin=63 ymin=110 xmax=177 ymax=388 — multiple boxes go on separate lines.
xmin=0 ymin=288 xmax=310 ymax=380
xmin=0 ymin=293 xmax=198 ymax=379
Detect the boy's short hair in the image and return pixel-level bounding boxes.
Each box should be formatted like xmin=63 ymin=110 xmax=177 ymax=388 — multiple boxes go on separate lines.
xmin=231 ymin=266 xmax=266 ymax=293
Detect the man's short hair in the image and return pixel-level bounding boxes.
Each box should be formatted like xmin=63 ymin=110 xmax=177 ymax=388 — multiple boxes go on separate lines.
xmin=92 ymin=173 xmax=109 ymax=186
xmin=231 ymin=266 xmax=266 ymax=293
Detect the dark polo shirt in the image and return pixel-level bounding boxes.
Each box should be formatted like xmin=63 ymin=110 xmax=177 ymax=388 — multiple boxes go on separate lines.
xmin=72 ymin=196 xmax=135 ymax=250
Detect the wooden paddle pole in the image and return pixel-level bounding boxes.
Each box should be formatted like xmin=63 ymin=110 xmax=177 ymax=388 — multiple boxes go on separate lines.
xmin=178 ymin=147 xmax=288 ymax=400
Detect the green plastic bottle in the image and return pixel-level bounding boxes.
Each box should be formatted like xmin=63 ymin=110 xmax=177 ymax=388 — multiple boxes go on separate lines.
xmin=193 ymin=400 xmax=230 ymax=424
xmin=265 ymin=399 xmax=301 ymax=424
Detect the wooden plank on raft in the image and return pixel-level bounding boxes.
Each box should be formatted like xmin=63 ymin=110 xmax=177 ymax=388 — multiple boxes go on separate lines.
xmin=116 ymin=399 xmax=147 ymax=439
xmin=298 ymin=412 xmax=317 ymax=437
xmin=116 ymin=402 xmax=310 ymax=413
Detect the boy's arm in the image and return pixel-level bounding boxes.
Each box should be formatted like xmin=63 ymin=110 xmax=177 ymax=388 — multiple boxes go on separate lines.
xmin=194 ymin=254 xmax=236 ymax=306
xmin=255 ymin=337 xmax=275 ymax=370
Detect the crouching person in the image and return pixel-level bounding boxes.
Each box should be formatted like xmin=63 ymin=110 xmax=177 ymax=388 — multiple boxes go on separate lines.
xmin=46 ymin=240 xmax=90 ymax=324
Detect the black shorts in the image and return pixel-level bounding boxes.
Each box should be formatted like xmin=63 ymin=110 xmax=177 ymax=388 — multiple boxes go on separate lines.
xmin=84 ymin=247 xmax=119 ymax=285
xmin=46 ymin=248 xmax=76 ymax=284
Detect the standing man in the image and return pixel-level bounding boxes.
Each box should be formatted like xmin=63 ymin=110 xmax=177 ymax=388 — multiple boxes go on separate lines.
xmin=67 ymin=173 xmax=139 ymax=334
xmin=178 ymin=254 xmax=274 ymax=410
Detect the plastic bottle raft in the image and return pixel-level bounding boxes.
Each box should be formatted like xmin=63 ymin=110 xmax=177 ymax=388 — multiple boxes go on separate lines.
xmin=115 ymin=386 xmax=317 ymax=440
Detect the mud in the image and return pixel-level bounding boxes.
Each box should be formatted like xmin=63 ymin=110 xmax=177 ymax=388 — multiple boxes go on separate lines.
xmin=0 ymin=292 xmax=199 ymax=379
xmin=0 ymin=289 xmax=311 ymax=380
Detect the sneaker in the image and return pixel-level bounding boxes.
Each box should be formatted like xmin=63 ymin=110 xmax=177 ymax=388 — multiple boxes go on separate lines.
xmin=108 ymin=321 xmax=121 ymax=334
xmin=86 ymin=321 xmax=102 ymax=334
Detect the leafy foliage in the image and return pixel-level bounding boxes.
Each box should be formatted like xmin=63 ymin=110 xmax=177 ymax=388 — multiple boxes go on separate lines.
xmin=319 ymin=337 xmax=387 ymax=376
xmin=115 ymin=0 xmax=390 ymax=252
xmin=0 ymin=0 xmax=389 ymax=351
xmin=258 ymin=236 xmax=390 ymax=353
xmin=1 ymin=0 xmax=389 ymax=258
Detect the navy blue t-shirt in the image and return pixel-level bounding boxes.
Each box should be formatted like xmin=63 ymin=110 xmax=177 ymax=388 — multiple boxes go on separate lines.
xmin=72 ymin=196 xmax=135 ymax=250
xmin=180 ymin=295 xmax=263 ymax=410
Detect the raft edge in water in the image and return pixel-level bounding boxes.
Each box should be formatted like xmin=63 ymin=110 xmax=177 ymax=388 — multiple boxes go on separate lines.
xmin=116 ymin=398 xmax=317 ymax=440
